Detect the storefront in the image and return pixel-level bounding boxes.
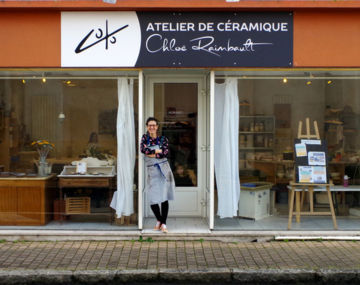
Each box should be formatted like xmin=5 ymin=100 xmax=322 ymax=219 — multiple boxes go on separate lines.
xmin=0 ymin=1 xmax=360 ymax=233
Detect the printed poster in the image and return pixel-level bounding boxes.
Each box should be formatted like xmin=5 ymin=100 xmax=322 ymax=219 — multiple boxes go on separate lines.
xmin=308 ymin=151 xmax=326 ymax=166
xmin=295 ymin=143 xmax=307 ymax=157
xmin=300 ymin=139 xmax=321 ymax=145
xmin=312 ymin=166 xmax=327 ymax=183
xmin=298 ymin=166 xmax=327 ymax=183
xmin=298 ymin=166 xmax=312 ymax=183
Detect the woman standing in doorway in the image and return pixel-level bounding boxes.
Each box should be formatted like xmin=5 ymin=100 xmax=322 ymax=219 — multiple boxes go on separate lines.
xmin=141 ymin=117 xmax=175 ymax=233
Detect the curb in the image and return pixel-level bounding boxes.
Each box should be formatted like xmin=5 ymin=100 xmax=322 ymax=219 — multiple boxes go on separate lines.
xmin=1 ymin=230 xmax=360 ymax=242
xmin=0 ymin=269 xmax=359 ymax=284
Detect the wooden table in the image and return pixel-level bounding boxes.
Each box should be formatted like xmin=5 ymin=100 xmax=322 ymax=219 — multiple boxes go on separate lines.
xmin=288 ymin=182 xmax=338 ymax=230
xmin=58 ymin=176 xmax=116 ymax=222
xmin=299 ymin=185 xmax=360 ymax=213
xmin=0 ymin=175 xmax=57 ymax=225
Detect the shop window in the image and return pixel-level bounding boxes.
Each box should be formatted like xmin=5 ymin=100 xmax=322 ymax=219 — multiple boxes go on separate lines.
xmin=0 ymin=73 xmax=138 ymax=229
xmin=214 ymin=70 xmax=360 ymax=230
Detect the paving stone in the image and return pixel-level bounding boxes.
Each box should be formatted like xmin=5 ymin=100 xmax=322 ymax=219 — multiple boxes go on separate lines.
xmin=0 ymin=240 xmax=359 ymax=284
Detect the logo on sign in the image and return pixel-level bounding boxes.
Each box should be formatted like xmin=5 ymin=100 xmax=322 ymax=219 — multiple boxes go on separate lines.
xmin=61 ymin=12 xmax=141 ymax=67
xmin=75 ymin=20 xmax=129 ymax=54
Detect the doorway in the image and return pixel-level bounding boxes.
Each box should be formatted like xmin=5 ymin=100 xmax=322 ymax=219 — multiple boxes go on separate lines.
xmin=144 ymin=75 xmax=208 ymax=219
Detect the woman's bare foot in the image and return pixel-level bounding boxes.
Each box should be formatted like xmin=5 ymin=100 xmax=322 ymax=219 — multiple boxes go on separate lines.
xmin=160 ymin=224 xmax=168 ymax=233
xmin=154 ymin=221 xmax=161 ymax=231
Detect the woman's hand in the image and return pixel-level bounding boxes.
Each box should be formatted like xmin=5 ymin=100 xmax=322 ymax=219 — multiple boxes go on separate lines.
xmin=155 ymin=149 xmax=163 ymax=154
xmin=147 ymin=154 xmax=156 ymax=158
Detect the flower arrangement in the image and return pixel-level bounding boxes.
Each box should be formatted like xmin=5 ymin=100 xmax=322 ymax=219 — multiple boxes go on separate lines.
xmin=31 ymin=140 xmax=55 ymax=162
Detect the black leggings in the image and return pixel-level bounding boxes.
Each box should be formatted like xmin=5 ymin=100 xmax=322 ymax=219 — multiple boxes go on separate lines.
xmin=150 ymin=201 xmax=169 ymax=225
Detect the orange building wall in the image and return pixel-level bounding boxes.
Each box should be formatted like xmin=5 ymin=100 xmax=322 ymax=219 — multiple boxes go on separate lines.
xmin=1 ymin=0 xmax=360 ymax=10
xmin=0 ymin=10 xmax=359 ymax=68
xmin=293 ymin=10 xmax=360 ymax=67
xmin=0 ymin=12 xmax=60 ymax=67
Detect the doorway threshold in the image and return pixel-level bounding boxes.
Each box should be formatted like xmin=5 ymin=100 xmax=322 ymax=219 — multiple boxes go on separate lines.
xmin=142 ymin=217 xmax=210 ymax=234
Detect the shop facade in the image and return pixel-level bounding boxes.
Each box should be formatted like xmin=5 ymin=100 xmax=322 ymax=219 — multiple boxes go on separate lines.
xmin=0 ymin=1 xmax=360 ymax=232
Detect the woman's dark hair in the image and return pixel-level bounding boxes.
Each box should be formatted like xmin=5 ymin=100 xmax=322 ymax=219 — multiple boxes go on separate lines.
xmin=146 ymin=117 xmax=159 ymax=126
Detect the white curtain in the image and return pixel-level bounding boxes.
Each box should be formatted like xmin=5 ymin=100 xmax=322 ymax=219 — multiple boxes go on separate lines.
xmin=110 ymin=78 xmax=135 ymax=218
xmin=214 ymin=78 xmax=240 ymax=218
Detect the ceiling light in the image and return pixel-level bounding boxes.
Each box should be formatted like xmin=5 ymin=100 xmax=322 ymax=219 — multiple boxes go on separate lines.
xmin=58 ymin=112 xmax=66 ymax=123
xmin=63 ymin=80 xmax=76 ymax=87
xmin=103 ymin=0 xmax=116 ymax=3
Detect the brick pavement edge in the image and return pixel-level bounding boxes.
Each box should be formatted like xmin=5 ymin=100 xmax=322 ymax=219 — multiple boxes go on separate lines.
xmin=0 ymin=269 xmax=360 ymax=284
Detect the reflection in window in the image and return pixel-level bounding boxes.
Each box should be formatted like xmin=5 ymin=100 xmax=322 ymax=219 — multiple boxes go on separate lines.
xmin=154 ymin=83 xmax=198 ymax=187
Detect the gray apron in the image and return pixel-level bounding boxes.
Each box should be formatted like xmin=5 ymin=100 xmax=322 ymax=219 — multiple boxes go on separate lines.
xmin=144 ymin=148 xmax=175 ymax=205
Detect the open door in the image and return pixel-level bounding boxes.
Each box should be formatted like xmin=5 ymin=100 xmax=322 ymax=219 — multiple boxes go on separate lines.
xmin=146 ymin=75 xmax=206 ymax=217
xmin=206 ymin=71 xmax=215 ymax=229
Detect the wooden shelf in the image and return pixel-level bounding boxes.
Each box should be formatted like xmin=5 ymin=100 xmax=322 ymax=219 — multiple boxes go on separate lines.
xmin=239 ymin=131 xmax=273 ymax=134
xmin=240 ymin=115 xmax=273 ymax=117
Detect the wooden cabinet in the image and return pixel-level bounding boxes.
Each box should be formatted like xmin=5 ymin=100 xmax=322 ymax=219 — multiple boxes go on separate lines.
xmin=0 ymin=175 xmax=57 ymax=225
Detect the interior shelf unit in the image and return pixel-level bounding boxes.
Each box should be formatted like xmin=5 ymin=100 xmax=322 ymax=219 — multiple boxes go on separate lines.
xmin=239 ymin=116 xmax=275 ymax=173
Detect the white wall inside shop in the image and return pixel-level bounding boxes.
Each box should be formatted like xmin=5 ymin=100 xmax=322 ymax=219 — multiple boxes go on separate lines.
xmin=238 ymin=78 xmax=360 ymax=155
xmin=21 ymin=79 xmax=118 ymax=159
xmin=238 ymin=79 xmax=326 ymax=153
xmin=62 ymin=80 xmax=117 ymax=158
xmin=326 ymin=80 xmax=360 ymax=113
xmin=0 ymin=79 xmax=119 ymax=172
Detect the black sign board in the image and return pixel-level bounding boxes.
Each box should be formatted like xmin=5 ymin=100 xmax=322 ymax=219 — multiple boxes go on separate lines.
xmin=135 ymin=12 xmax=293 ymax=67
xmin=294 ymin=139 xmax=329 ymax=184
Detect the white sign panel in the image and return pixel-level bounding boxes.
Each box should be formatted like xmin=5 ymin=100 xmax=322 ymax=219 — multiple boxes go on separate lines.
xmin=61 ymin=12 xmax=141 ymax=67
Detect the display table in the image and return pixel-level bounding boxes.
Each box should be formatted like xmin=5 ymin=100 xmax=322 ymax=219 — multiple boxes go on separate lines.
xmin=58 ymin=176 xmax=116 ymax=222
xmin=0 ymin=175 xmax=57 ymax=225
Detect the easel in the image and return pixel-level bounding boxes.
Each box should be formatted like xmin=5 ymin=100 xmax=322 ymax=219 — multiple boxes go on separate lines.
xmin=288 ymin=118 xmax=338 ymax=230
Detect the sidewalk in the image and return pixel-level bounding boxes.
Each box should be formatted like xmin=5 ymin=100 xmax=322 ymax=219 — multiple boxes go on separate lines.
xmin=0 ymin=240 xmax=360 ymax=284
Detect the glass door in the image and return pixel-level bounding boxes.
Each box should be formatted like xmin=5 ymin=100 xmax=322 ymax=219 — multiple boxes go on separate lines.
xmin=146 ymin=75 xmax=206 ymax=217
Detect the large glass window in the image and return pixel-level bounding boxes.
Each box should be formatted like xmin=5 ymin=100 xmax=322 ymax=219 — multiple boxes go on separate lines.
xmin=214 ymin=70 xmax=360 ymax=230
xmin=0 ymin=70 xmax=138 ymax=230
